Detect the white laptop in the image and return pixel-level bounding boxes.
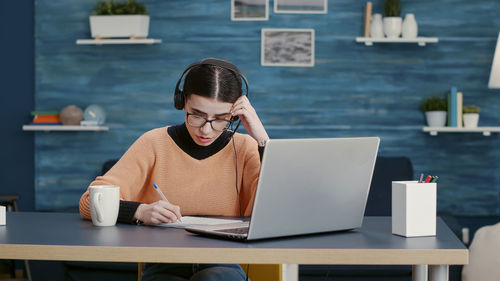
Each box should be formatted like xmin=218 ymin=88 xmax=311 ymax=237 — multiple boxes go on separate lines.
xmin=185 ymin=137 xmax=380 ymax=241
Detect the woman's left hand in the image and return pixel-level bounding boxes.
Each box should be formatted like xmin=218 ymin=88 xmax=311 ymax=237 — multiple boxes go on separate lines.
xmin=231 ymin=96 xmax=269 ymax=146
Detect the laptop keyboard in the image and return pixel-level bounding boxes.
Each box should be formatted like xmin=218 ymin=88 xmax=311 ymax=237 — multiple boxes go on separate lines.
xmin=216 ymin=227 xmax=249 ymax=235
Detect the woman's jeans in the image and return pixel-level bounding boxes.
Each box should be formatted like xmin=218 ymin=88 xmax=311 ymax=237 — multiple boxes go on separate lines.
xmin=141 ymin=263 xmax=247 ymax=281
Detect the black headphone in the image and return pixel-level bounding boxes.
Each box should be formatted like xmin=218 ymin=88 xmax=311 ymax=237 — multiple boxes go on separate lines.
xmin=173 ymin=58 xmax=249 ymax=110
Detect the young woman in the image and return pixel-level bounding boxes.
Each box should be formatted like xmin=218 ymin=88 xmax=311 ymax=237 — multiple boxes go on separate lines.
xmin=79 ymin=58 xmax=269 ymax=281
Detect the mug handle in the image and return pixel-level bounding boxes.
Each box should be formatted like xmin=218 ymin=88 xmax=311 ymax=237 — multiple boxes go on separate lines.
xmin=92 ymin=192 xmax=104 ymax=223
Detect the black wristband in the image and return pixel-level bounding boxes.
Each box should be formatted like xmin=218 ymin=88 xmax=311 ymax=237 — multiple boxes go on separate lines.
xmin=118 ymin=200 xmax=142 ymax=224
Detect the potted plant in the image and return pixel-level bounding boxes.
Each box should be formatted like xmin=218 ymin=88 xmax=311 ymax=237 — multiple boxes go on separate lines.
xmin=420 ymin=97 xmax=447 ymax=127
xmin=463 ymin=105 xmax=481 ymax=128
xmin=383 ymin=0 xmax=402 ymax=38
xmin=90 ymin=0 xmax=149 ymax=39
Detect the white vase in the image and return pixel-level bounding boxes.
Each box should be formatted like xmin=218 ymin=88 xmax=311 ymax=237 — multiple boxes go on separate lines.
xmin=425 ymin=111 xmax=447 ymax=127
xmin=402 ymin=13 xmax=418 ymax=38
xmin=383 ymin=17 xmax=402 ymax=38
xmin=463 ymin=113 xmax=479 ymax=128
xmin=370 ymin=13 xmax=384 ymax=39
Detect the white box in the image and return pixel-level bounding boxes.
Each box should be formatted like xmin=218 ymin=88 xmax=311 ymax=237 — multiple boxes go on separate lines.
xmin=392 ymin=181 xmax=436 ymax=237
xmin=0 ymin=205 xmax=5 ymax=225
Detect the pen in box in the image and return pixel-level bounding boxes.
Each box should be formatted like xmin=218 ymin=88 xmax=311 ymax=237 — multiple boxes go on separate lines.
xmin=418 ymin=173 xmax=424 ymax=183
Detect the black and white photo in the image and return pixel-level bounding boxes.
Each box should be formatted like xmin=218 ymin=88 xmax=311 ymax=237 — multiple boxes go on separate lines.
xmin=274 ymin=0 xmax=327 ymax=14
xmin=261 ymin=28 xmax=315 ymax=67
xmin=231 ymin=0 xmax=268 ymax=21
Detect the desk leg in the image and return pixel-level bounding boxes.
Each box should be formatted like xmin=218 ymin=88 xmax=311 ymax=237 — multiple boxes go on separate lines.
xmin=412 ymin=264 xmax=428 ymax=281
xmin=282 ymin=264 xmax=298 ymax=281
xmin=24 ymin=260 xmax=32 ymax=281
xmin=428 ymin=265 xmax=448 ymax=281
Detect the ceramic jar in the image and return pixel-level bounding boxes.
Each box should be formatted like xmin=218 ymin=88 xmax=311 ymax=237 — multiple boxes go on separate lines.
xmin=463 ymin=113 xmax=479 ymax=128
xmin=370 ymin=13 xmax=384 ymax=38
xmin=425 ymin=111 xmax=447 ymax=127
xmin=402 ymin=13 xmax=418 ymax=38
xmin=383 ymin=17 xmax=402 ymax=38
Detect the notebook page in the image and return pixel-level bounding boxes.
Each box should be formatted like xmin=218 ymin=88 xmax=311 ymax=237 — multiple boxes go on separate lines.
xmin=157 ymin=216 xmax=243 ymax=229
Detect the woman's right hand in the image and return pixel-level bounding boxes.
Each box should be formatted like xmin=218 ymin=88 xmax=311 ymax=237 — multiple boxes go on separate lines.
xmin=134 ymin=200 xmax=182 ymax=225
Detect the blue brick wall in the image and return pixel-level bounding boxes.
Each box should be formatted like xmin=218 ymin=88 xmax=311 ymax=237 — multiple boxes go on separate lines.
xmin=34 ymin=0 xmax=500 ymax=215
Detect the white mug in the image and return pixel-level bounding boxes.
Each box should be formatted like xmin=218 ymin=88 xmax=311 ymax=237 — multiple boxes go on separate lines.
xmin=89 ymin=185 xmax=120 ymax=226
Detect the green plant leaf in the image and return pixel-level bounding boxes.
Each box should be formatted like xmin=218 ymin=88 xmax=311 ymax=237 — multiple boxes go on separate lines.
xmin=93 ymin=0 xmax=148 ymax=15
xmin=384 ymin=0 xmax=401 ymax=17
xmin=463 ymin=105 xmax=481 ymax=114
xmin=420 ymin=96 xmax=447 ymax=112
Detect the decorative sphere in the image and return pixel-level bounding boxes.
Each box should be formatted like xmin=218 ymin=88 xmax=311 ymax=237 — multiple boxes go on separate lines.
xmin=83 ymin=104 xmax=106 ymax=125
xmin=60 ymin=105 xmax=83 ymax=125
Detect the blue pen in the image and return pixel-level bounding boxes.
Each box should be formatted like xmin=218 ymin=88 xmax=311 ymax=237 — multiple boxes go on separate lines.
xmin=153 ymin=182 xmax=182 ymax=223
xmin=153 ymin=182 xmax=168 ymax=201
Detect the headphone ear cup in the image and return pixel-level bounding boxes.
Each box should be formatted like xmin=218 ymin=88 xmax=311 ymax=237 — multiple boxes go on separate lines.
xmin=174 ymin=90 xmax=185 ymax=110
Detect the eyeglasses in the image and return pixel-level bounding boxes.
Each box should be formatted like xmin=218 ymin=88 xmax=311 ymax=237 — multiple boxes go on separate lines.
xmin=186 ymin=112 xmax=233 ymax=132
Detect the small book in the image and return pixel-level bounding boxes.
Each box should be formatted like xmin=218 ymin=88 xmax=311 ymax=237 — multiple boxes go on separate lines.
xmin=31 ymin=111 xmax=59 ymax=116
xmin=457 ymin=92 xmax=463 ymax=127
xmin=364 ymin=2 xmax=373 ymax=37
xmin=32 ymin=114 xmax=60 ymax=123
xmin=448 ymin=87 xmax=458 ymax=127
xmin=29 ymin=122 xmax=61 ymax=125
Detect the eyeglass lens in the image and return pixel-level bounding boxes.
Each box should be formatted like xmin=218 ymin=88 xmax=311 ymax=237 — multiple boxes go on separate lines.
xmin=187 ymin=114 xmax=230 ymax=131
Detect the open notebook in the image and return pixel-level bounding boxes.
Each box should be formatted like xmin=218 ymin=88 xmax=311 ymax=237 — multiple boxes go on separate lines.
xmin=157 ymin=216 xmax=243 ymax=229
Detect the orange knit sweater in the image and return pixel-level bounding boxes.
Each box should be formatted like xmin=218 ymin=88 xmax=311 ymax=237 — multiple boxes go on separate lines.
xmin=79 ymin=127 xmax=261 ymax=219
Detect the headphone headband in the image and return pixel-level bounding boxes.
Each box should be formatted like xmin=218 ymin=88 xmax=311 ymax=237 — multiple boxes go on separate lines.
xmin=174 ymin=58 xmax=249 ymax=110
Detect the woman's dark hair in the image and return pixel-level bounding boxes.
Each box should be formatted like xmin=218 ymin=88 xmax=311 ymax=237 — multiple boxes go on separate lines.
xmin=183 ymin=64 xmax=242 ymax=103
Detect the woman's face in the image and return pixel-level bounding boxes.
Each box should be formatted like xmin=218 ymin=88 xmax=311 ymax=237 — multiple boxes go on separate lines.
xmin=184 ymin=94 xmax=233 ymax=146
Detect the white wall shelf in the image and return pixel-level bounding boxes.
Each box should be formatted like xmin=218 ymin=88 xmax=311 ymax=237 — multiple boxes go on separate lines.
xmin=422 ymin=126 xmax=500 ymax=136
xmin=23 ymin=125 xmax=109 ymax=132
xmin=76 ymin=38 xmax=162 ymax=45
xmin=355 ymin=37 xmax=439 ymax=46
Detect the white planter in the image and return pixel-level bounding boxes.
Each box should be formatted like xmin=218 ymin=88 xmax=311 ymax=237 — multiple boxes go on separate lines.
xmin=383 ymin=17 xmax=402 ymax=38
xmin=90 ymin=15 xmax=150 ymax=38
xmin=425 ymin=111 xmax=447 ymax=127
xmin=370 ymin=14 xmax=384 ymax=38
xmin=392 ymin=181 xmax=436 ymax=237
xmin=463 ymin=113 xmax=479 ymax=128
xmin=402 ymin=13 xmax=418 ymax=38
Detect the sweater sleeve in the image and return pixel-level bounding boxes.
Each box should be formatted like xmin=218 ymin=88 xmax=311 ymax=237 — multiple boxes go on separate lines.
xmin=79 ymin=133 xmax=155 ymax=220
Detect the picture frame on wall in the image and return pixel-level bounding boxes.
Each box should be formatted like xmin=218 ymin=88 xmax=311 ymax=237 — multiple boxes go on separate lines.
xmin=261 ymin=28 xmax=315 ymax=67
xmin=274 ymin=0 xmax=327 ymax=14
xmin=231 ymin=0 xmax=269 ymax=21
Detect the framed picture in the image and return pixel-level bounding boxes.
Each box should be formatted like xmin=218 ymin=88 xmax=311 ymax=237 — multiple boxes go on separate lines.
xmin=261 ymin=28 xmax=315 ymax=67
xmin=274 ymin=0 xmax=327 ymax=14
xmin=231 ymin=0 xmax=269 ymax=21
